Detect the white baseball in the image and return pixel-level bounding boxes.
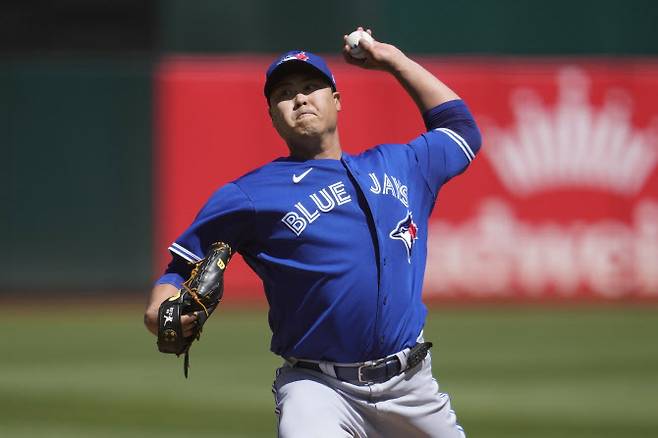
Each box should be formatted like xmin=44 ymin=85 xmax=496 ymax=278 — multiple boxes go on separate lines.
xmin=346 ymin=30 xmax=373 ymax=59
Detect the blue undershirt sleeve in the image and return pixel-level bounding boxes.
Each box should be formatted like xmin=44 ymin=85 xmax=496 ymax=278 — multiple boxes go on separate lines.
xmin=409 ymin=99 xmax=482 ymax=197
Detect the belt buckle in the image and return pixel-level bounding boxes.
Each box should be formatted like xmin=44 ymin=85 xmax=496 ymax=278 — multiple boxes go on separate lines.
xmin=357 ymin=363 xmax=373 ymax=384
xmin=357 ymin=357 xmax=387 ymax=384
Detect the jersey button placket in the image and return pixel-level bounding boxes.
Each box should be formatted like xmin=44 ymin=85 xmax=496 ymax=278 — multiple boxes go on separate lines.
xmin=344 ymin=157 xmax=384 ymax=357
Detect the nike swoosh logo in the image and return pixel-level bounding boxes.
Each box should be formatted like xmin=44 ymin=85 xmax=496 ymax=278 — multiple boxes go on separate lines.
xmin=292 ymin=168 xmax=313 ymax=183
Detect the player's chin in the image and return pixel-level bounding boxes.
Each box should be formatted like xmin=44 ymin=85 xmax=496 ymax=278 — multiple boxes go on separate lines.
xmin=294 ymin=115 xmax=319 ymax=127
xmin=293 ymin=121 xmax=322 ymax=136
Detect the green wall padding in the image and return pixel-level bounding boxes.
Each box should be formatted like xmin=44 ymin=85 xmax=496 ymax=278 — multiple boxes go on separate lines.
xmin=159 ymin=0 xmax=658 ymax=54
xmin=1 ymin=58 xmax=153 ymax=291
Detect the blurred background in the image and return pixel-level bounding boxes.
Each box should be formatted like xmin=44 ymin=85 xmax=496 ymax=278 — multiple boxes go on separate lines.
xmin=2 ymin=1 xmax=658 ymax=437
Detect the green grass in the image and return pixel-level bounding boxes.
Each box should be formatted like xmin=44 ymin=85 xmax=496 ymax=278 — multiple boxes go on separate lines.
xmin=1 ymin=305 xmax=657 ymax=437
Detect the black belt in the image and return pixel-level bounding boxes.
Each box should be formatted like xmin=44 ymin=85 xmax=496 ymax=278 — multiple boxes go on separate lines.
xmin=294 ymin=342 xmax=432 ymax=384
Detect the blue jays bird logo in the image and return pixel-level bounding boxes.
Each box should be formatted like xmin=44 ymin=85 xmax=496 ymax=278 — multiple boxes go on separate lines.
xmin=389 ymin=212 xmax=419 ymax=263
xmin=277 ymin=51 xmax=310 ymax=66
xmin=295 ymin=52 xmax=309 ymax=61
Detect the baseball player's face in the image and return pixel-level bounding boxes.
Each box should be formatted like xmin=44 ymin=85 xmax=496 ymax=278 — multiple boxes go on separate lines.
xmin=268 ymin=72 xmax=341 ymax=143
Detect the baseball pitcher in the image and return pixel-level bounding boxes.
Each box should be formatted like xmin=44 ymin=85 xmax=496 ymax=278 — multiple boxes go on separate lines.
xmin=144 ymin=27 xmax=481 ymax=437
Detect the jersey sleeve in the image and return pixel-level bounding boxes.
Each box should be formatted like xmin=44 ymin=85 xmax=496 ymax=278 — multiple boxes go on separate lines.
xmin=408 ymin=100 xmax=482 ymax=197
xmin=156 ymin=182 xmax=254 ymax=288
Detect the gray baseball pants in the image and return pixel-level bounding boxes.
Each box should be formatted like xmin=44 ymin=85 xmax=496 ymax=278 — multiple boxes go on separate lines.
xmin=272 ymin=352 xmax=465 ymax=438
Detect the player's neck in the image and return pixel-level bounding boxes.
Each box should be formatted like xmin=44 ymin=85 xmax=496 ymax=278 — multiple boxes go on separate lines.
xmin=287 ymin=132 xmax=342 ymax=160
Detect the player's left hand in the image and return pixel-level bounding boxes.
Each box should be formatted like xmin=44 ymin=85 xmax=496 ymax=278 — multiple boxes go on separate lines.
xmin=342 ymin=27 xmax=407 ymax=72
xmin=181 ymin=313 xmax=199 ymax=338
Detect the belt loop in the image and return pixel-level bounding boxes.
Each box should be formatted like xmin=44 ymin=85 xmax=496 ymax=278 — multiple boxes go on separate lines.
xmin=319 ymin=362 xmax=337 ymax=378
xmin=394 ymin=349 xmax=409 ymax=371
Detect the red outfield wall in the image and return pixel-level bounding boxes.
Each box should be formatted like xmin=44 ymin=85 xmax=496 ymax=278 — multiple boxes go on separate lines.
xmin=155 ymin=56 xmax=658 ymax=301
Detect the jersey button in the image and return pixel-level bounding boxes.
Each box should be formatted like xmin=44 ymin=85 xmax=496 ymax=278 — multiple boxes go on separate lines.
xmin=383 ymin=297 xmax=388 ymax=305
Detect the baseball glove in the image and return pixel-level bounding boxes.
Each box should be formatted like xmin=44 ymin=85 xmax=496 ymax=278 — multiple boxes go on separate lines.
xmin=157 ymin=241 xmax=233 ymax=377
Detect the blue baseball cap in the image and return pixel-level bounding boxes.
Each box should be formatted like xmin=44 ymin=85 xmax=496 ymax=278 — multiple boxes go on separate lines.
xmin=264 ymin=50 xmax=337 ymax=100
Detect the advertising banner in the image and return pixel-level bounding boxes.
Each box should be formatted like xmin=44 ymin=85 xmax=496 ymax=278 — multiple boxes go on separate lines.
xmin=156 ymin=57 xmax=658 ymax=300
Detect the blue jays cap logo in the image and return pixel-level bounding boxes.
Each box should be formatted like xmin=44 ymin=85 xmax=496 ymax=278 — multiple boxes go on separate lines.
xmin=389 ymin=211 xmax=419 ymax=263
xmin=276 ymin=51 xmax=309 ymax=65
xmin=264 ymin=50 xmax=337 ymax=99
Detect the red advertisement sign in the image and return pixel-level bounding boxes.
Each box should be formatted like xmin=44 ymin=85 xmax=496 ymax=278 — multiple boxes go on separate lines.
xmin=155 ymin=57 xmax=658 ymax=300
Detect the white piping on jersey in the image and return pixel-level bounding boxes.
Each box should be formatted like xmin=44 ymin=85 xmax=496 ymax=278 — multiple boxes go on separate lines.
xmin=435 ymin=128 xmax=474 ymax=162
xmin=169 ymin=242 xmax=201 ymax=262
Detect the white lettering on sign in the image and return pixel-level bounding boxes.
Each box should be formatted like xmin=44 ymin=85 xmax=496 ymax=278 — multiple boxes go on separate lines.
xmin=424 ymin=199 xmax=658 ymax=298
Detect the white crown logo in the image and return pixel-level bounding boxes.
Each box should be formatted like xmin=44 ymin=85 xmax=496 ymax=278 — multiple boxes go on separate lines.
xmin=484 ymin=67 xmax=658 ymax=196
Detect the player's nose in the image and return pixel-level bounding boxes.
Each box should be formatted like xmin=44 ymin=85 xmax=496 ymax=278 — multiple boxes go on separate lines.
xmin=292 ymin=92 xmax=308 ymax=110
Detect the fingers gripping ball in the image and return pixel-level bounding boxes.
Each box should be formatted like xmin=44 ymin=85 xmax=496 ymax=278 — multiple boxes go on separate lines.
xmin=346 ymin=30 xmax=373 ymax=59
xmin=157 ymin=241 xmax=233 ymax=377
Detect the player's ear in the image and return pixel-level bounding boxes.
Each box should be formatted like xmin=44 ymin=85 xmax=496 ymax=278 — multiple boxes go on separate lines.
xmin=333 ymin=91 xmax=341 ymax=112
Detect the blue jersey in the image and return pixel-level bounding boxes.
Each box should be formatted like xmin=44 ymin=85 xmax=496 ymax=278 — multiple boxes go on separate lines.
xmin=158 ymin=100 xmax=481 ymax=363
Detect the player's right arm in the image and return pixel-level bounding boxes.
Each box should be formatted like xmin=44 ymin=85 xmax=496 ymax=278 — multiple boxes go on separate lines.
xmin=342 ymin=27 xmax=459 ymax=113
xmin=345 ymin=28 xmax=482 ymax=193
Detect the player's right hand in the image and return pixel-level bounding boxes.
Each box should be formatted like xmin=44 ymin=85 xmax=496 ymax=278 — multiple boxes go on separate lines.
xmin=342 ymin=27 xmax=406 ymax=72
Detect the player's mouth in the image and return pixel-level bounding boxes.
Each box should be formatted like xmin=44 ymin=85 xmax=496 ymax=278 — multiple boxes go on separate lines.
xmin=296 ymin=110 xmax=317 ymax=120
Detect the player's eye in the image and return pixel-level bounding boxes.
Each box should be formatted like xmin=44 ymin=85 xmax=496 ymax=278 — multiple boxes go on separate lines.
xmin=274 ymin=87 xmax=294 ymax=100
xmin=304 ymin=82 xmax=321 ymax=93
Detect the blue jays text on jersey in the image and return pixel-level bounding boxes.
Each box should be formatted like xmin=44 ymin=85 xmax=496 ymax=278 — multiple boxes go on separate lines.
xmin=157 ymin=100 xmax=481 ymax=363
